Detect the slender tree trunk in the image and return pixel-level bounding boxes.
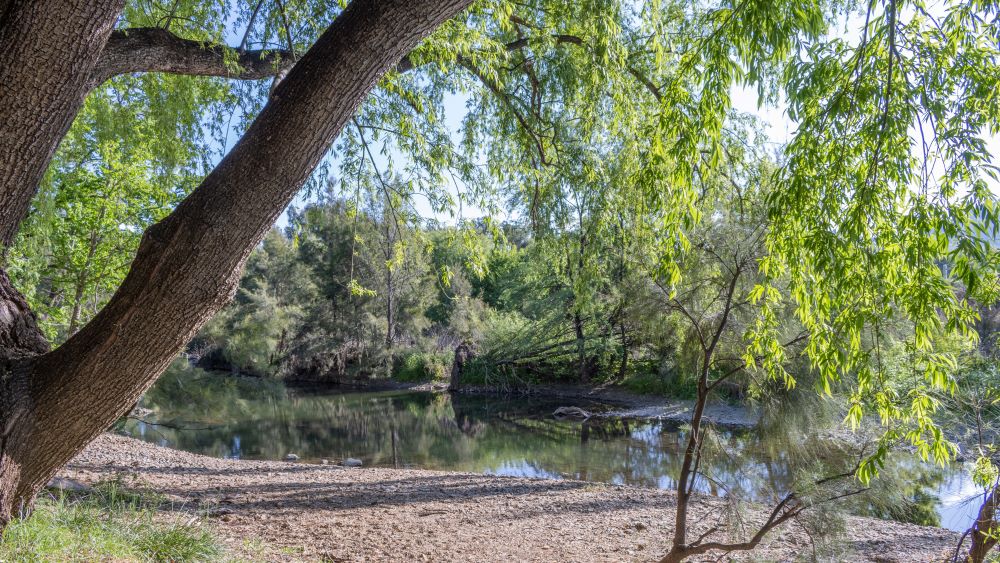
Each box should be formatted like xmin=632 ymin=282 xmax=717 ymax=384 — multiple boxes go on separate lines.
xmin=660 ymin=270 xmax=740 ymax=563
xmin=385 ymin=269 xmax=395 ymax=350
xmin=0 ymin=0 xmax=472 ymax=528
xmin=662 ymin=369 xmax=710 ymax=563
xmin=967 ymin=485 xmax=1000 ymax=562
xmin=574 ymin=311 xmax=587 ymax=382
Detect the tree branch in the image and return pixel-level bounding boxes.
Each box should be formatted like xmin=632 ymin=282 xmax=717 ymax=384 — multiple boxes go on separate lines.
xmin=91 ymin=23 xmax=663 ymax=107
xmin=90 ymin=27 xmax=295 ymax=88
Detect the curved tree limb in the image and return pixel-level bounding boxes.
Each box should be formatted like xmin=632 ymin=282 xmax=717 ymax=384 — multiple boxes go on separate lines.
xmin=89 ymin=27 xmax=296 ymax=88
xmin=90 ymin=21 xmax=663 ymax=108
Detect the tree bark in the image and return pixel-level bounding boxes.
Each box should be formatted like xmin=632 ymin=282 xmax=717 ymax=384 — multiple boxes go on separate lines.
xmin=661 ymin=267 xmax=742 ymax=563
xmin=0 ymin=271 xmax=49 ymax=362
xmin=0 ymin=0 xmax=125 ymax=248
xmin=966 ymin=485 xmax=1000 ymax=562
xmin=0 ymin=0 xmax=472 ymax=527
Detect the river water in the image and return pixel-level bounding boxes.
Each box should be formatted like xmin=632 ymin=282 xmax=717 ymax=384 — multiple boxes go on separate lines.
xmin=118 ymin=368 xmax=981 ymax=533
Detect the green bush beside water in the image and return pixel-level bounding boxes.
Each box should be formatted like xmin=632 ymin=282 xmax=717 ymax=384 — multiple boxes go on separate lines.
xmin=394 ymin=350 xmax=453 ymax=382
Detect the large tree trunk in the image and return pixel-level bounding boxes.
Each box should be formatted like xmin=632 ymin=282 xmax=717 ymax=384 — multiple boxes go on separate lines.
xmin=0 ymin=0 xmax=472 ymax=528
xmin=0 ymin=1 xmax=125 ymax=248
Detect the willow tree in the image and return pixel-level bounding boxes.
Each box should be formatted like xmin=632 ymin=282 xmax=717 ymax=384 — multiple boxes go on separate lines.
xmin=1 ymin=0 xmax=999 ymax=560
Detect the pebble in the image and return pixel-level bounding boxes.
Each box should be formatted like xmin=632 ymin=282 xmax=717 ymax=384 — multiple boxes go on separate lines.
xmin=46 ymin=477 xmax=92 ymax=492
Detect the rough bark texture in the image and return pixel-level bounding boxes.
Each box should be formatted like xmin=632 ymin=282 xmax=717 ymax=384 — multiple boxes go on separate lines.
xmin=0 ymin=0 xmax=472 ymax=527
xmin=0 ymin=1 xmax=125 ymax=525
xmin=0 ymin=0 xmax=125 ymax=248
xmin=449 ymin=342 xmax=473 ymax=391
xmin=90 ymin=27 xmax=296 ymax=88
xmin=966 ymin=485 xmax=1000 ymax=563
xmin=0 ymin=272 xmax=49 ymax=363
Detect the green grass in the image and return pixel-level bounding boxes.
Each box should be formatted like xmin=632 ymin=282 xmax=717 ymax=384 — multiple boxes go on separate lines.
xmin=0 ymin=478 xmax=222 ymax=562
xmin=393 ymin=350 xmax=453 ymax=382
xmin=620 ymin=367 xmax=698 ymax=399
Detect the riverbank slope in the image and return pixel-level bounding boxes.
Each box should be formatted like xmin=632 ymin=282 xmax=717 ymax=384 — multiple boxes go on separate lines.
xmin=58 ymin=434 xmax=958 ymax=562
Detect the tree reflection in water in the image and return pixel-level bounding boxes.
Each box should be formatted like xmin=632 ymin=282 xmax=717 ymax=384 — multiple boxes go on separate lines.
xmin=118 ymin=366 xmax=968 ymax=529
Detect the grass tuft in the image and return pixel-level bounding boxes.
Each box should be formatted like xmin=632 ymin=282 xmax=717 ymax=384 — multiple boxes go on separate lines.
xmin=0 ymin=478 xmax=222 ymax=562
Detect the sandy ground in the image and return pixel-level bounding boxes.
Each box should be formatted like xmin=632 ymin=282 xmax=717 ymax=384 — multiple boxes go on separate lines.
xmin=56 ymin=434 xmax=960 ymax=562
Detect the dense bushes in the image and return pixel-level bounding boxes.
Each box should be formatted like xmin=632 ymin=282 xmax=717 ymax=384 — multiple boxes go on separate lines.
xmin=192 ymin=194 xmax=988 ymax=406
xmin=187 ymin=197 xmax=789 ymax=392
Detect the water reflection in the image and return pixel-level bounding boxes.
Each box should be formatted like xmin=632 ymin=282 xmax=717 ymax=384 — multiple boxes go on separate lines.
xmin=119 ymin=368 xmax=977 ymax=532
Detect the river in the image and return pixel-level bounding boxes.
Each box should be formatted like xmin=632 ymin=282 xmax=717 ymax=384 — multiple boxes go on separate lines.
xmin=118 ymin=367 xmax=981 ymax=533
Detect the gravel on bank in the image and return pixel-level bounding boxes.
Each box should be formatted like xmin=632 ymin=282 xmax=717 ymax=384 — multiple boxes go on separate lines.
xmin=56 ymin=434 xmax=960 ymax=562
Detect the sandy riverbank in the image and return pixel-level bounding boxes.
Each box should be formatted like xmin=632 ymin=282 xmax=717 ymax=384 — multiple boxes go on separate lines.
xmin=55 ymin=434 xmax=959 ymax=562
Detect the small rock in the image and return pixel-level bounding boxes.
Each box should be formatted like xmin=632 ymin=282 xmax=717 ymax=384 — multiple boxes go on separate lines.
xmin=46 ymin=477 xmax=91 ymax=493
xmin=209 ymin=508 xmax=234 ymax=518
xmin=284 ymin=453 xmax=299 ymax=461
xmin=321 ymin=459 xmax=330 ymax=465
xmin=553 ymin=406 xmax=592 ymax=419
xmin=343 ymin=458 xmax=363 ymax=467
xmin=634 ymin=522 xmax=647 ymax=531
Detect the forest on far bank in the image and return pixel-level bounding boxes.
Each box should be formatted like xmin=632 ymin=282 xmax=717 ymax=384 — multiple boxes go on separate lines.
xmin=12 ymin=164 xmax=999 ymax=402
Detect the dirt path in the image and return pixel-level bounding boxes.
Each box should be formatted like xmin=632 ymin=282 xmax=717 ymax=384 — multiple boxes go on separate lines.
xmin=58 ymin=434 xmax=959 ymax=562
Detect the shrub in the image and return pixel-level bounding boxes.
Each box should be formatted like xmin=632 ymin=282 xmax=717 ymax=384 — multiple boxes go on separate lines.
xmin=394 ymin=350 xmax=453 ymax=382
